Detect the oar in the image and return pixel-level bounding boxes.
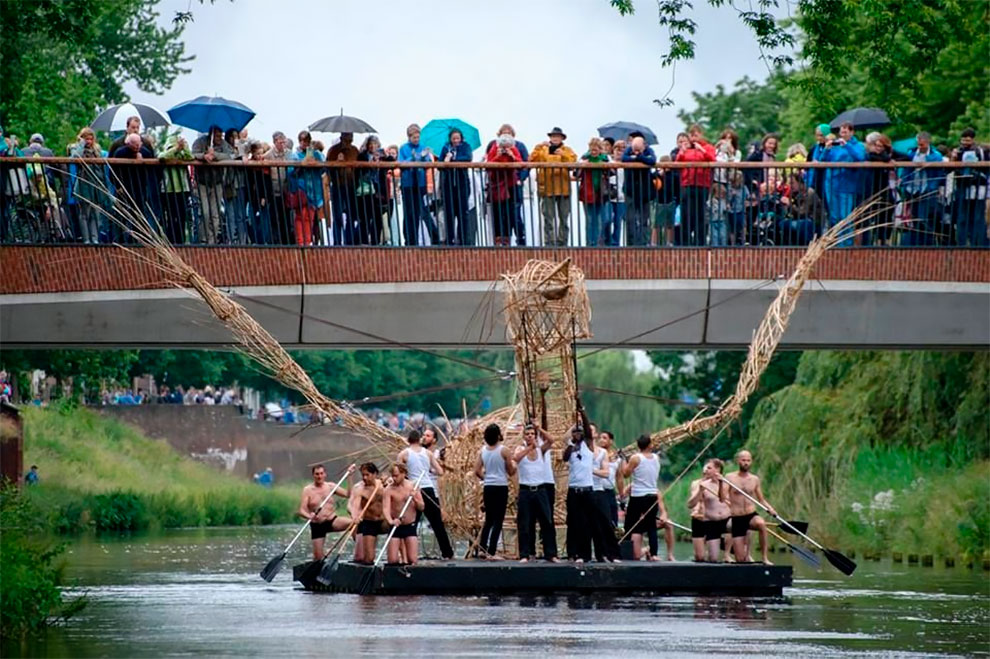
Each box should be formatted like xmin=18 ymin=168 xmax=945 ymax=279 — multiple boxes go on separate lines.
xmin=358 ymin=471 xmax=426 ymax=595
xmin=260 ymin=464 xmax=355 ymax=582
xmin=767 ymin=527 xmax=821 ymax=569
xmin=667 ymin=519 xmax=691 ymax=533
xmin=770 ymin=520 xmax=810 ymax=535
xmin=316 ymin=478 xmax=388 ymax=586
xmin=720 ymin=476 xmax=856 ymax=576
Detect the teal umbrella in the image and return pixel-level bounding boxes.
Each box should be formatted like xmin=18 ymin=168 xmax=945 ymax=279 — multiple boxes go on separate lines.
xmin=420 ymin=118 xmax=481 ymax=154
xmin=892 ymin=137 xmax=917 ymax=154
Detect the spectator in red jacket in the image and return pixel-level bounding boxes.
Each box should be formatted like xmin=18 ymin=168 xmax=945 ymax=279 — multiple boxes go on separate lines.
xmin=486 ymin=135 xmax=522 ymax=246
xmin=675 ymin=124 xmax=716 ymax=245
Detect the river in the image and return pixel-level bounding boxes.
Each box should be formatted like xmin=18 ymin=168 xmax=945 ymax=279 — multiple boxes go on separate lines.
xmin=7 ymin=526 xmax=989 ymax=658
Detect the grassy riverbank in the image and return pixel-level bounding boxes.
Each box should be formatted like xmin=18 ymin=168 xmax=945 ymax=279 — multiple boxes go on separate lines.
xmin=664 ymin=351 xmax=990 ymax=562
xmin=21 ymin=404 xmax=298 ymax=533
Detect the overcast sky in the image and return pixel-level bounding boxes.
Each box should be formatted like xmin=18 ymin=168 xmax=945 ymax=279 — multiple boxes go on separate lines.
xmin=130 ymin=0 xmax=791 ymax=151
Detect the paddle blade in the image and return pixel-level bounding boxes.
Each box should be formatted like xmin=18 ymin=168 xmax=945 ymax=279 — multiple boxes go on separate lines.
xmin=824 ymin=548 xmax=857 ymax=576
xmin=779 ymin=520 xmax=809 ymax=535
xmin=788 ymin=543 xmax=821 ymax=569
xmin=260 ymin=552 xmax=286 ymax=582
xmin=316 ymin=556 xmax=340 ymax=586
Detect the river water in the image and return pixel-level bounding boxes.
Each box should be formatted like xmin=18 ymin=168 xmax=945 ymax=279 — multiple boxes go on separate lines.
xmin=7 ymin=526 xmax=989 ymax=658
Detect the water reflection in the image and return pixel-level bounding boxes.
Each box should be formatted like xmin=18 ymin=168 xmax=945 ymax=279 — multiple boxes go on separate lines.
xmin=4 ymin=526 xmax=987 ymax=658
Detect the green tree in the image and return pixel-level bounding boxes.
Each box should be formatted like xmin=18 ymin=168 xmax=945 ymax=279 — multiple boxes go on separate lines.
xmin=0 ymin=0 xmax=191 ymax=149
xmin=578 ymin=351 xmax=669 ymax=447
xmin=647 ymin=350 xmax=801 ymax=474
xmin=677 ymin=73 xmax=788 ymax=148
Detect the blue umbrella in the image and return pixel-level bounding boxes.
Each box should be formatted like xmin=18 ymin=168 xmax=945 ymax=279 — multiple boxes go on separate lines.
xmin=167 ymin=95 xmax=256 ymax=133
xmin=420 ymin=119 xmax=481 ymax=154
xmin=598 ymin=121 xmax=658 ymax=145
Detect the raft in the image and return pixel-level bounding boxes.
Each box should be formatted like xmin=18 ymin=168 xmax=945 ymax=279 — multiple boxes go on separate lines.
xmin=293 ymin=559 xmax=792 ymax=596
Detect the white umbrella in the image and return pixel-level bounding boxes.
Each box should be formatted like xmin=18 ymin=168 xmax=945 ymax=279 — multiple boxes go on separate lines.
xmin=90 ymin=102 xmax=171 ymax=132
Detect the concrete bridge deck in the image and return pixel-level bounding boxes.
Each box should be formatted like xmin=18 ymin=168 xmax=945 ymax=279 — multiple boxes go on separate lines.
xmin=1 ymin=246 xmax=987 ymax=350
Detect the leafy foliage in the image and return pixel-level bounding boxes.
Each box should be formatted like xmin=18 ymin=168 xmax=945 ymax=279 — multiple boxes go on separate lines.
xmin=0 ymin=487 xmax=84 ymax=639
xmin=647 ymin=350 xmax=800 ymax=474
xmin=677 ymin=73 xmax=789 ymax=147
xmin=578 ymin=351 xmax=669 ymax=447
xmin=0 ymin=0 xmax=191 ymax=150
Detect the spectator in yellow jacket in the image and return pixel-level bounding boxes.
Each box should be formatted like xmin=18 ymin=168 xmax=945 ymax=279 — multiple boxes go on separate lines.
xmin=530 ymin=127 xmax=577 ymax=245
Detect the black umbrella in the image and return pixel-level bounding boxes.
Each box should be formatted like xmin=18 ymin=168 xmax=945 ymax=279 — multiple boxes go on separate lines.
xmin=309 ymin=109 xmax=376 ymax=134
xmin=91 ymin=102 xmax=170 ymax=132
xmin=829 ymin=107 xmax=891 ymax=131
xmin=598 ymin=121 xmax=658 ymax=145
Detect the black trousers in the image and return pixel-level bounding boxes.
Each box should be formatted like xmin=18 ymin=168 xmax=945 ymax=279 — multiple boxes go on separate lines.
xmin=480 ymin=485 xmax=509 ymax=555
xmin=591 ymin=490 xmax=620 ymax=561
xmin=517 ymin=486 xmax=558 ymax=559
xmin=566 ymin=487 xmax=594 ymax=561
xmin=604 ymin=487 xmax=618 ymax=526
xmin=417 ymin=486 xmax=454 ymax=559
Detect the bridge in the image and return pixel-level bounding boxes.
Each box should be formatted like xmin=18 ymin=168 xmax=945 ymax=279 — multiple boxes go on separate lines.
xmin=2 ymin=246 xmax=987 ymax=349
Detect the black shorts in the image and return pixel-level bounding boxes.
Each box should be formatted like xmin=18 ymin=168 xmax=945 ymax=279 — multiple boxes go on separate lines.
xmin=392 ymin=522 xmax=417 ymax=539
xmin=731 ymin=512 xmax=757 ymax=538
xmin=691 ymin=517 xmax=707 ymax=539
xmin=705 ymin=518 xmax=729 ymax=540
xmin=357 ymin=519 xmax=387 ymax=536
xmin=624 ymin=494 xmax=658 ymax=535
xmin=310 ymin=516 xmax=337 ymax=540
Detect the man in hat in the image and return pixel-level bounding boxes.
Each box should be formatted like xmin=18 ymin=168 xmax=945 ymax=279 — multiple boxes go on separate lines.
xmin=530 ymin=127 xmax=577 ymax=246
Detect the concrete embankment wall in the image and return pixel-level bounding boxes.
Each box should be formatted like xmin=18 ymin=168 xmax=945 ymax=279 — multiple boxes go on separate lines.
xmin=98 ymin=406 xmax=373 ymax=482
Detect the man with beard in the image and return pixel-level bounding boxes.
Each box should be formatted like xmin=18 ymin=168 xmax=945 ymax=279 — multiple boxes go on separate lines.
xmin=725 ymin=450 xmax=776 ymax=564
xmin=298 ymin=463 xmax=356 ymax=560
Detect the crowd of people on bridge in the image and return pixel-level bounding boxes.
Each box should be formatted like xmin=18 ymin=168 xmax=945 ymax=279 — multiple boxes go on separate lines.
xmin=2 ymin=117 xmax=987 ymax=248
xmin=300 ymin=400 xmax=779 ymax=567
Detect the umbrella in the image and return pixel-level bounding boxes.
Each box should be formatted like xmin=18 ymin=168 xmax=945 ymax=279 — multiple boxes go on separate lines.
xmin=892 ymin=137 xmax=917 ymax=155
xmin=167 ymin=95 xmax=255 ymax=133
xmin=598 ymin=121 xmax=658 ymax=145
xmin=829 ymin=107 xmax=891 ymax=131
xmin=420 ymin=118 xmax=481 ymax=154
xmin=91 ymin=102 xmax=171 ymax=132
xmin=309 ymin=110 xmax=376 ymax=134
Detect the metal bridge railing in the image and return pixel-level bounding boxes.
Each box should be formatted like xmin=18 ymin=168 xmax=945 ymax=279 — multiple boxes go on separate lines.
xmin=1 ymin=158 xmax=987 ymax=248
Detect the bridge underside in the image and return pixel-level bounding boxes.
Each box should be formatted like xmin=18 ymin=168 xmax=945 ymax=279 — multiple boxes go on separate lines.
xmin=2 ymin=279 xmax=987 ymax=350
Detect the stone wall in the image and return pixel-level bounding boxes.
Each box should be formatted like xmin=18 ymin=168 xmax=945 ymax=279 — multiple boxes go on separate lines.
xmin=98 ymin=405 xmax=374 ymax=483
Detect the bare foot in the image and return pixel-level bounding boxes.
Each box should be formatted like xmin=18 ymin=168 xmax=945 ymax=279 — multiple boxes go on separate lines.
xmin=519 ymin=557 xmax=529 ymax=563
xmin=548 ymin=557 xmax=560 ymax=563
xmin=610 ymin=558 xmax=622 ymax=564
xmin=575 ymin=558 xmax=584 ymax=564
xmin=667 ymin=555 xmax=676 ymax=562
xmin=649 ymin=556 xmax=661 ymax=562
xmin=488 ymin=554 xmax=505 ymax=561
xmin=762 ymin=557 xmax=774 ymax=565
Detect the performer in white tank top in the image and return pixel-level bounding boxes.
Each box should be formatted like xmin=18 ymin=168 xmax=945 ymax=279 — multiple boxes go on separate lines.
xmin=473 ymin=423 xmax=516 ymax=558
xmin=621 ymin=434 xmax=674 ymax=561
xmin=398 ymin=428 xmax=454 ymax=560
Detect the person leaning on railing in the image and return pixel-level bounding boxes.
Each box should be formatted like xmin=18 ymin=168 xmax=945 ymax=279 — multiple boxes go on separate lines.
xmin=778 ymin=172 xmax=826 ymax=246
xmin=577 ymin=137 xmax=610 ymax=247
xmin=674 ymin=124 xmax=716 ymax=246
xmin=69 ymin=128 xmax=112 ymax=245
xmin=263 ymin=131 xmax=294 ymax=245
xmin=822 ymin=122 xmax=866 ymax=247
xmin=439 ymin=129 xmax=473 ymax=246
xmin=898 ymin=132 xmax=944 ymax=247
xmin=354 ymin=135 xmax=393 ymax=246
xmin=191 ymin=126 xmax=234 ymax=244
xmin=158 ymin=135 xmax=193 ymax=245
xmin=949 ymin=128 xmax=989 ymax=247
xmin=621 ymin=134 xmax=657 ymax=247
xmin=530 ymin=127 xmax=576 ymax=247
xmin=398 ymin=124 xmax=439 ymax=246
xmin=604 ymin=140 xmax=626 ymax=247
xmin=485 ymin=135 xmax=522 ymax=246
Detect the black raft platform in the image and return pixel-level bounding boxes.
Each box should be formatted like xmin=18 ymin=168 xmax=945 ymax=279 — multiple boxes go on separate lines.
xmin=293 ymin=560 xmax=792 ymax=596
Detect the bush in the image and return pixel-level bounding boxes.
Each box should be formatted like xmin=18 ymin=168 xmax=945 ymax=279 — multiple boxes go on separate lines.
xmin=89 ymin=491 xmax=149 ymax=532
xmin=0 ymin=487 xmax=84 ymax=639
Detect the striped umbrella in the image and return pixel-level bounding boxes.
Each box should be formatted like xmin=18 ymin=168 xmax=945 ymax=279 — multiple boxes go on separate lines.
xmin=90 ymin=102 xmax=171 ymax=132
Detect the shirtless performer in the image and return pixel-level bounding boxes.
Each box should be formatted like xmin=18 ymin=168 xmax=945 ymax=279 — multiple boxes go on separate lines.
xmin=347 ymin=462 xmax=387 ymax=564
xmin=383 ymin=463 xmax=425 ymax=565
xmin=724 ymin=450 xmax=776 ymax=564
xmin=687 ymin=458 xmax=730 ymax=562
xmin=298 ymin=463 xmax=356 ymax=560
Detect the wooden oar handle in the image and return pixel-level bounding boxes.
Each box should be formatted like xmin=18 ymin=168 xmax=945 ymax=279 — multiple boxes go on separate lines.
xmin=374 ymin=471 xmax=427 ymax=566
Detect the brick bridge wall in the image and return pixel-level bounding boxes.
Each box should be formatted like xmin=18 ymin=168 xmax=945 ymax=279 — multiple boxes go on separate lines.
xmin=2 ymin=247 xmax=988 ymax=295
